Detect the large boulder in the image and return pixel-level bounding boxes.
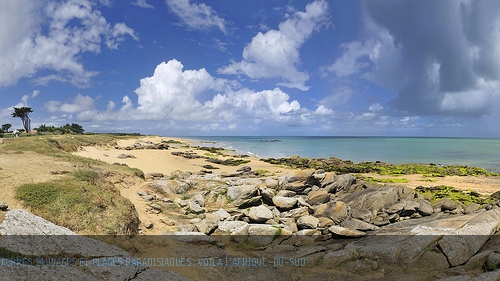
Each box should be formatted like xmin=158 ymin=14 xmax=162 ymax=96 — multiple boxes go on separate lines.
xmin=281 ymin=207 xmax=310 ymax=219
xmin=188 ymin=193 xmax=205 ymax=214
xmin=307 ymin=190 xmax=330 ymax=205
xmin=340 ymin=218 xmax=379 ymax=231
xmin=341 ymin=187 xmax=399 ymax=214
xmin=438 ymin=209 xmax=500 ymax=267
xmin=150 ymin=180 xmax=193 ymax=195
xmin=227 ymin=185 xmax=261 ymax=208
xmin=328 ymin=225 xmax=366 ymax=237
xmin=248 ymin=205 xmax=274 ymax=223
xmin=217 ymin=221 xmax=249 ymax=236
xmin=322 ymin=174 xmax=356 ymax=194
xmin=296 ymin=215 xmax=320 ymax=229
xmin=272 ymin=196 xmax=298 ymax=210
xmin=314 ymin=201 xmax=348 ymax=222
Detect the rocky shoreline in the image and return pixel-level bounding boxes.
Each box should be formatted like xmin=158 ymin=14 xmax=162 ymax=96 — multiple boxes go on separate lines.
xmin=128 ymin=166 xmax=500 ymax=280
xmin=4 ymin=136 xmax=500 ymax=280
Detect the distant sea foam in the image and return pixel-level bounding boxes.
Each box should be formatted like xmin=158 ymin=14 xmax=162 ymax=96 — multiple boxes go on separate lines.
xmin=182 ymin=136 xmax=500 ymax=172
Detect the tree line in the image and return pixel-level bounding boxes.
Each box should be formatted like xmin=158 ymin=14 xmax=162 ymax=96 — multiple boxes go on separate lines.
xmin=0 ymin=107 xmax=85 ymax=136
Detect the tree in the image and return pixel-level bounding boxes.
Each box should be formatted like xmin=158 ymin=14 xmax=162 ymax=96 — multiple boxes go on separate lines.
xmin=12 ymin=107 xmax=33 ymax=134
xmin=1 ymin=123 xmax=11 ymax=133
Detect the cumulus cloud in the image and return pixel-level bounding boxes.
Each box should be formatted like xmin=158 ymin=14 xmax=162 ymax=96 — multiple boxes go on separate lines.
xmin=44 ymin=94 xmax=95 ymax=113
xmin=315 ymin=105 xmax=334 ymax=115
xmin=132 ymin=59 xmax=303 ymax=123
xmin=0 ymin=0 xmax=138 ymax=88
xmin=72 ymin=59 xmax=305 ymax=128
xmin=329 ymin=0 xmax=500 ymax=117
xmin=218 ymin=0 xmax=330 ymax=91
xmin=166 ymin=0 xmax=228 ymax=35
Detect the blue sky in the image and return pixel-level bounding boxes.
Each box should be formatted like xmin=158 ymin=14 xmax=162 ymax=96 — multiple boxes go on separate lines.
xmin=2 ymin=0 xmax=500 ymax=137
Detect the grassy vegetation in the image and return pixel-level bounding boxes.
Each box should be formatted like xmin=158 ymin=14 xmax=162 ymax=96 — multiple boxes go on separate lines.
xmin=0 ymin=134 xmax=147 ymax=235
xmin=414 ymin=185 xmax=495 ymax=206
xmin=362 ymin=176 xmax=409 ymax=184
xmin=262 ymin=157 xmax=499 ymax=177
xmin=15 ymin=169 xmax=139 ymax=235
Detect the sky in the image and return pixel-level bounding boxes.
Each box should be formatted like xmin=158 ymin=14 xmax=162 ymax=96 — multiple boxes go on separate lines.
xmin=2 ymin=0 xmax=500 ymax=137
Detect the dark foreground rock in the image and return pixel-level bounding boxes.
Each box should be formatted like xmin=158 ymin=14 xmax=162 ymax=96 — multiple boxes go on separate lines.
xmin=0 ymin=210 xmax=192 ymax=281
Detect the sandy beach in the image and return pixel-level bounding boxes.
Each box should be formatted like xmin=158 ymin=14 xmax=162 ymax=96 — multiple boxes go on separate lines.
xmin=73 ymin=136 xmax=291 ymax=176
xmin=72 ymin=135 xmax=500 ymax=196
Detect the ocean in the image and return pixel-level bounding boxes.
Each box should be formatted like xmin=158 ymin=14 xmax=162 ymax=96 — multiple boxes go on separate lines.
xmin=182 ymin=136 xmax=500 ymax=172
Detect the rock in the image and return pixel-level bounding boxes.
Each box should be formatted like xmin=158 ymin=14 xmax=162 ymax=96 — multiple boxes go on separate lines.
xmin=148 ymin=203 xmax=162 ymax=212
xmin=401 ymin=200 xmax=420 ymax=216
xmin=248 ymin=205 xmax=274 ymax=223
xmin=279 ymin=218 xmax=298 ymax=233
xmin=436 ymin=198 xmax=460 ymax=211
xmin=340 ymin=218 xmax=379 ymax=231
xmin=284 ymin=182 xmax=308 ymax=193
xmin=147 ymin=172 xmax=164 ymax=178
xmin=328 ymin=225 xmax=366 ymax=237
xmin=276 ymin=190 xmax=296 ymax=197
xmin=397 ymin=186 xmax=415 ymax=201
xmin=487 ymin=252 xmax=500 ymax=267
xmin=341 ymin=187 xmax=399 ymax=214
xmin=117 ymin=153 xmax=136 ymax=159
xmin=211 ymin=209 xmax=231 ymax=221
xmin=142 ymin=195 xmax=155 ymax=201
xmin=168 ymin=232 xmax=216 ymax=244
xmin=236 ymin=166 xmax=251 ymax=173
xmin=272 ymin=196 xmax=298 ymax=210
xmin=281 ymin=207 xmax=310 ymax=219
xmin=386 ymin=201 xmax=405 ymax=214
xmin=438 ymin=209 xmax=500 ymax=267
xmin=195 ymin=218 xmax=219 ymax=235
xmin=307 ymin=190 xmax=330 ymax=205
xmin=247 ymin=224 xmax=284 ymax=246
xmin=351 ymin=208 xmax=373 ymax=222
xmin=188 ymin=193 xmax=205 ymax=214
xmin=417 ymin=200 xmax=434 ymax=216
xmin=233 ymin=196 xmax=262 ymax=208
xmin=297 ymin=215 xmax=319 ymax=229
xmin=322 ymin=174 xmax=356 ymax=193
xmin=227 ymin=185 xmax=258 ymax=203
xmin=286 ymin=170 xmax=314 ymax=183
xmin=0 ymin=201 xmax=8 ymax=211
xmin=136 ymin=191 xmax=148 ymax=197
xmin=150 ymin=180 xmax=193 ymax=195
xmin=144 ymin=222 xmax=154 ymax=229
xmin=317 ymin=217 xmax=334 ymax=228
xmin=314 ymin=201 xmax=348 ymax=222
xmin=464 ymin=203 xmax=481 ymax=214
xmin=202 ymin=165 xmax=219 ymax=169
xmin=259 ymin=188 xmax=275 ymax=205
xmin=217 ymin=221 xmax=249 ymax=235
xmin=160 ymin=217 xmax=177 ymax=226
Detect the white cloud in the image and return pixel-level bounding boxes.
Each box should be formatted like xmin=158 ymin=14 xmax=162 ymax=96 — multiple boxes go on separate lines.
xmin=44 ymin=94 xmax=95 ymax=113
xmin=327 ymin=40 xmax=380 ymax=77
xmin=315 ymin=105 xmax=334 ymax=115
xmin=166 ymin=0 xmax=228 ymax=35
xmin=218 ymin=0 xmax=329 ymax=91
xmin=0 ymin=0 xmax=138 ymax=88
xmin=132 ymin=0 xmax=154 ymax=9
xmin=71 ymin=59 xmax=304 ymax=128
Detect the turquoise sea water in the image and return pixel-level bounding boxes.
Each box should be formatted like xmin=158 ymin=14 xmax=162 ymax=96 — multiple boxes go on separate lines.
xmin=182 ymin=136 xmax=500 ymax=172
